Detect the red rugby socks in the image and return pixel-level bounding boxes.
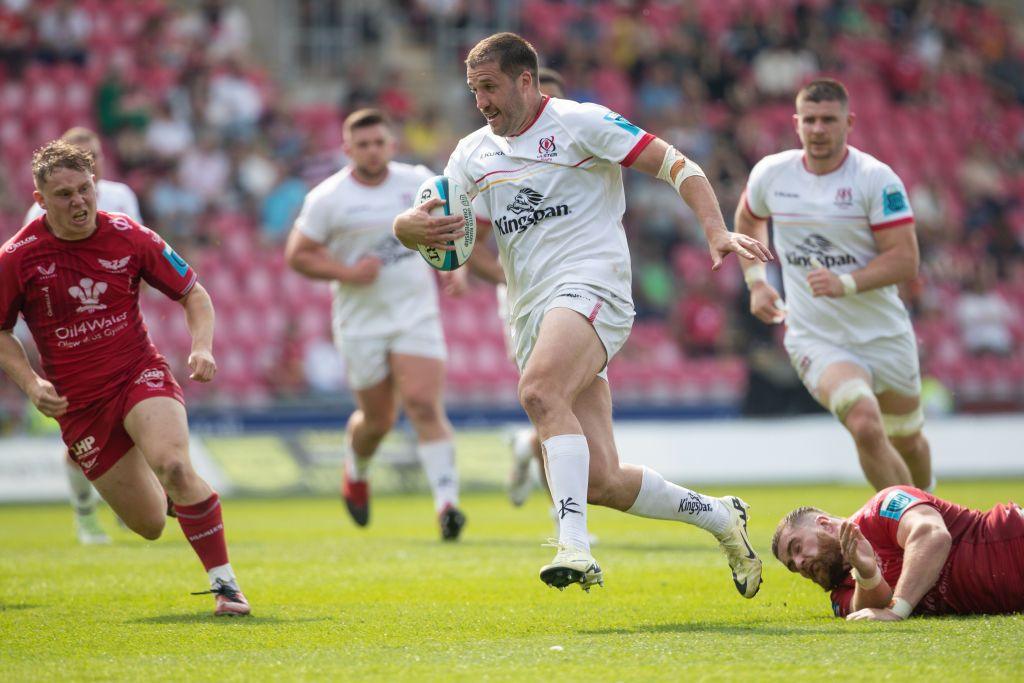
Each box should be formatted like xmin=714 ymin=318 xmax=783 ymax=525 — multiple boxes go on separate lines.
xmin=174 ymin=492 xmax=230 ymax=571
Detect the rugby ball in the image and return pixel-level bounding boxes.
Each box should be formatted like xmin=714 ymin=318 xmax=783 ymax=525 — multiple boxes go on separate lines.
xmin=414 ymin=175 xmax=476 ymax=271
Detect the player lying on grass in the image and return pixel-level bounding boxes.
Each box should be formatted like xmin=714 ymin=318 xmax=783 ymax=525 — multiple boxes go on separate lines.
xmin=772 ymin=486 xmax=1024 ymax=620
xmin=0 ymin=141 xmax=249 ymax=616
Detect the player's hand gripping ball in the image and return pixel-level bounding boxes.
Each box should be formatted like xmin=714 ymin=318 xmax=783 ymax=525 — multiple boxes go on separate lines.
xmin=414 ymin=175 xmax=476 ymax=271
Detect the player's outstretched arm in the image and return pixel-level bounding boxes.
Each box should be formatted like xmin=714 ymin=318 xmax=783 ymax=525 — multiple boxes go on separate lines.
xmin=393 ymin=198 xmax=465 ymax=251
xmin=629 ymin=138 xmax=772 ymax=270
xmin=808 ymin=224 xmax=919 ymax=298
xmin=178 ymin=283 xmax=217 ymax=382
xmin=0 ymin=330 xmax=68 ymax=416
xmin=466 ymin=219 xmax=505 ymax=285
xmin=847 ymin=505 xmax=951 ymax=622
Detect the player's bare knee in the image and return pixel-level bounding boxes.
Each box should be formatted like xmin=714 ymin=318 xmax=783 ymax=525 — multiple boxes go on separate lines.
xmin=846 ymin=411 xmax=887 ymax=451
xmin=130 ymin=514 xmax=165 ymax=540
xmin=361 ymin=409 xmax=396 ymax=438
xmin=402 ymin=394 xmax=440 ymax=427
xmin=152 ymin=458 xmax=192 ymax=493
xmin=518 ymin=379 xmax=565 ymax=424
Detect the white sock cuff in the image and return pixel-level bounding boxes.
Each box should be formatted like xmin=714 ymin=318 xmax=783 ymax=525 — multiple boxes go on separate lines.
xmin=542 ymin=434 xmax=589 ymax=461
xmin=626 ymin=466 xmax=658 ymax=516
xmin=417 ymin=438 xmax=454 ymax=456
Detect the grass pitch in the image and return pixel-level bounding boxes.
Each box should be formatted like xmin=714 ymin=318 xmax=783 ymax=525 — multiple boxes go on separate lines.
xmin=1 ymin=480 xmax=1022 ymax=681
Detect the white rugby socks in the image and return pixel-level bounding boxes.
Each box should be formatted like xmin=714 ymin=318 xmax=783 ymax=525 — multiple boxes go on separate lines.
xmin=417 ymin=439 xmax=460 ymax=513
xmin=543 ymin=434 xmax=591 ymax=553
xmin=66 ymin=459 xmax=99 ymax=516
xmin=345 ymin=443 xmax=372 ymax=482
xmin=626 ymin=467 xmax=729 ymax=536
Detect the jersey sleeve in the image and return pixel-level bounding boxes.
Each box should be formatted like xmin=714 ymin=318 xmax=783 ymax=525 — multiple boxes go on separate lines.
xmin=857 ymin=486 xmax=932 ymax=549
xmin=0 ymin=251 xmax=25 ymax=330
xmin=867 ymin=164 xmax=914 ymax=231
xmin=443 ymin=143 xmax=478 ymax=201
xmin=829 ymin=576 xmax=856 ymax=618
xmin=293 ymin=188 xmax=332 ymax=245
xmin=563 ymin=102 xmax=655 ymax=167
xmin=743 ymin=157 xmax=773 ymax=220
xmin=136 ymin=225 xmax=198 ymax=300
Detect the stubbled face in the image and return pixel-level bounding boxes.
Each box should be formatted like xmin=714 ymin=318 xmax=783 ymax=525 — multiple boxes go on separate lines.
xmin=467 ymin=60 xmax=532 ymax=137
xmin=35 ymin=167 xmax=97 ymax=238
xmin=794 ymin=99 xmax=853 ymax=163
xmin=776 ymin=520 xmax=849 ymax=590
xmin=343 ymin=123 xmax=394 ymax=181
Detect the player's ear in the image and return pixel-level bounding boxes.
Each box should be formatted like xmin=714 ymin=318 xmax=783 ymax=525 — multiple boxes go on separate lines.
xmin=846 ymin=111 xmax=856 ymax=131
xmin=814 ymin=515 xmax=833 ymax=530
xmin=32 ymin=189 xmax=45 ymax=209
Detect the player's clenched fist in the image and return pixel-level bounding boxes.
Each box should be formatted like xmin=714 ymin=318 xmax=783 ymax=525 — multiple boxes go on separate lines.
xmin=393 ymin=198 xmax=465 ymax=250
xmin=342 ymin=256 xmax=382 ymax=285
xmin=29 ymin=377 xmax=69 ymax=417
xmin=749 ymin=281 xmax=786 ymax=325
xmin=188 ymin=349 xmax=217 ymax=382
xmin=806 ymin=266 xmax=844 ymax=298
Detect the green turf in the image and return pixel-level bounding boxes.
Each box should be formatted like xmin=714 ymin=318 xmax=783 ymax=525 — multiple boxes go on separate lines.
xmin=1 ymin=480 xmax=1022 ymax=681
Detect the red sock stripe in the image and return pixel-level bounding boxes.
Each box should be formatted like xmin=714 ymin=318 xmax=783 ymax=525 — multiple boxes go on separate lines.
xmin=173 ymin=494 xmax=222 ymax=520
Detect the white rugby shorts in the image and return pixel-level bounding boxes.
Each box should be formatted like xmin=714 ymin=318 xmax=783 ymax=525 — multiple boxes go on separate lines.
xmin=334 ymin=315 xmax=447 ymax=391
xmin=512 ymin=284 xmax=634 ymax=381
xmin=784 ymin=329 xmax=922 ymax=403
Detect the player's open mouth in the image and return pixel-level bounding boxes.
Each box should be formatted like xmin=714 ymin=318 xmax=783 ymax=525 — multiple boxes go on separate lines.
xmin=483 ymin=111 xmax=500 ymax=122
xmin=72 ymin=210 xmax=88 ymax=223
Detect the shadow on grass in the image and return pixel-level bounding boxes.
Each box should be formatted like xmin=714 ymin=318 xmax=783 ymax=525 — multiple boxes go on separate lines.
xmin=127 ymin=614 xmax=332 ymax=625
xmin=0 ymin=603 xmax=40 ymax=611
xmin=581 ymin=621 xmax=923 ymax=637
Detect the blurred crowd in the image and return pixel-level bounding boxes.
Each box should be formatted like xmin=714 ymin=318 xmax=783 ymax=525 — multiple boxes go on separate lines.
xmin=1 ymin=0 xmax=1022 ymax=426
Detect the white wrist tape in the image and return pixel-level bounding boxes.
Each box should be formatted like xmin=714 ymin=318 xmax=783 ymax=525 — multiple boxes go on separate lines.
xmin=888 ymin=597 xmax=913 ymax=619
xmin=657 ymin=145 xmax=705 ymax=193
xmin=839 ymin=273 xmax=857 ymax=296
xmin=743 ymin=263 xmax=767 ymax=288
xmin=852 ymin=566 xmax=882 ymax=590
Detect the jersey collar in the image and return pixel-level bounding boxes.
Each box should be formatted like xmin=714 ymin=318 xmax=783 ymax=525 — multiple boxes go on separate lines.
xmin=801 ymin=147 xmax=850 ymax=176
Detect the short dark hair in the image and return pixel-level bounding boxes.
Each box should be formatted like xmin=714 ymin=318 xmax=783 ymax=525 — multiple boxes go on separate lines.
xmin=343 ymin=108 xmax=390 ymax=137
xmin=538 ymin=67 xmax=565 ymax=97
xmin=796 ymin=78 xmax=849 ymax=109
xmin=771 ymin=505 xmax=829 ymax=559
xmin=466 ymin=32 xmax=539 ymax=85
xmin=32 ymin=139 xmax=94 ymax=188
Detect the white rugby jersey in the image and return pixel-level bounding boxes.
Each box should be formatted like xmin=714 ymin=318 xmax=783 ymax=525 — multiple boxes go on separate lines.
xmin=24 ymin=178 xmax=142 ymax=224
xmin=745 ymin=146 xmax=915 ymax=344
xmin=445 ymin=96 xmax=654 ymax=323
xmin=295 ymin=161 xmax=439 ymax=338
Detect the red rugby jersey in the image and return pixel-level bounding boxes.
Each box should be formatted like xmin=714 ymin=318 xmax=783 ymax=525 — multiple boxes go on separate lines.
xmin=0 ymin=211 xmax=197 ymax=406
xmin=830 ymin=486 xmax=1024 ymax=616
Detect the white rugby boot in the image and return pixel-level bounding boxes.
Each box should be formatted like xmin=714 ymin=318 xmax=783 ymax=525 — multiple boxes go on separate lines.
xmin=715 ymin=496 xmax=762 ymax=598
xmin=539 ymin=540 xmax=603 ymax=592
xmin=506 ymin=429 xmax=536 ymax=507
xmin=75 ymin=510 xmax=111 ymax=545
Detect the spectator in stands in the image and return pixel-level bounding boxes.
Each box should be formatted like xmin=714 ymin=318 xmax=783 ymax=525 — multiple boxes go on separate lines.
xmin=206 ymin=57 xmax=263 ymax=143
xmin=178 ymin=129 xmax=231 ymax=206
xmin=144 ymin=101 xmax=195 ymax=163
xmin=956 ymin=265 xmax=1016 ymax=357
xmin=35 ymin=0 xmax=91 ymax=66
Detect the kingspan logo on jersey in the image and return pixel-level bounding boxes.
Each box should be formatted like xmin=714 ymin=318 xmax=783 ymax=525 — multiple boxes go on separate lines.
xmin=494 ymin=187 xmax=571 ymax=236
xmin=786 ymin=234 xmax=857 ymax=269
